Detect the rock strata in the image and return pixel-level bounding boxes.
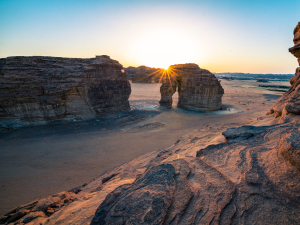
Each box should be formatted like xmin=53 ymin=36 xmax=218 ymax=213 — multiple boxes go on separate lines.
xmin=0 ymin=190 xmax=79 ymax=224
xmin=159 ymin=63 xmax=224 ymax=110
xmin=0 ymin=55 xmax=131 ymax=129
xmin=268 ymin=22 xmax=300 ymax=120
xmin=90 ymin=123 xmax=300 ymax=225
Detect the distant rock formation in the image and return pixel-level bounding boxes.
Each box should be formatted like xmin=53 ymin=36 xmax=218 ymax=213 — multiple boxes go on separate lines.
xmin=267 ymin=22 xmax=300 ymax=121
xmin=125 ymin=66 xmax=163 ymax=83
xmin=0 ymin=55 xmax=131 ymax=129
xmin=159 ymin=63 xmax=224 ymax=111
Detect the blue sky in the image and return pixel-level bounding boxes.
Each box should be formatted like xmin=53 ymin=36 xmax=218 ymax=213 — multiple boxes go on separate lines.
xmin=0 ymin=0 xmax=299 ymax=73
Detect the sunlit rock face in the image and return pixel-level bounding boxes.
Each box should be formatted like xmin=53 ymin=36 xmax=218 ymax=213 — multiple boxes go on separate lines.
xmin=0 ymin=55 xmax=131 ymax=129
xmin=159 ymin=63 xmax=224 ymax=111
xmin=268 ymin=22 xmax=300 ymax=120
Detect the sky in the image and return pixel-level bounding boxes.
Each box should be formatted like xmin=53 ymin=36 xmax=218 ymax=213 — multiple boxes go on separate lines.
xmin=0 ymin=0 xmax=299 ymax=73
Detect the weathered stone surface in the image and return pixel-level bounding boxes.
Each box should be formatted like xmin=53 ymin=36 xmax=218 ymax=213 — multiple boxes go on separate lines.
xmin=268 ymin=22 xmax=300 ymax=120
xmin=279 ymin=128 xmax=300 ymax=171
xmin=0 ymin=55 xmax=131 ymax=129
xmin=0 ymin=191 xmax=77 ymax=224
xmin=126 ymin=66 xmax=164 ymax=83
xmin=289 ymin=22 xmax=300 ymax=65
xmin=91 ymin=163 xmax=176 ymax=225
xmin=88 ymin=121 xmax=300 ymax=225
xmin=159 ymin=72 xmax=177 ymax=108
xmin=159 ymin=63 xmax=224 ymax=111
xmin=21 ymin=211 xmax=45 ymax=223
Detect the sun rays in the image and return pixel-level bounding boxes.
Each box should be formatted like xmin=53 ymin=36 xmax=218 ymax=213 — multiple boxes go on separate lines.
xmin=132 ymin=65 xmax=182 ymax=96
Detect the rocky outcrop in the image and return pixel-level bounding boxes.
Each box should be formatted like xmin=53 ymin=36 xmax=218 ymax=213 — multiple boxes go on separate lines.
xmin=2 ymin=118 xmax=300 ymax=224
xmin=159 ymin=64 xmax=224 ymax=110
xmin=268 ymin=22 xmax=300 ymax=120
xmin=125 ymin=66 xmax=163 ymax=83
xmin=289 ymin=22 xmax=300 ymax=65
xmin=158 ymin=71 xmax=177 ymax=107
xmin=89 ymin=122 xmax=300 ymax=225
xmin=0 ymin=55 xmax=131 ymax=129
xmin=0 ymin=186 xmax=86 ymax=224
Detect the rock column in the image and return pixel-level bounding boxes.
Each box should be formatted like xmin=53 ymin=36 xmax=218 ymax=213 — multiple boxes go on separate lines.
xmin=268 ymin=22 xmax=300 ymax=119
xmin=159 ymin=73 xmax=177 ymax=108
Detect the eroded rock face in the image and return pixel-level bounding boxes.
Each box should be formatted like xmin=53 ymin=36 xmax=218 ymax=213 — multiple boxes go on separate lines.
xmin=0 ymin=190 xmax=79 ymax=224
xmin=289 ymin=22 xmax=300 ymax=65
xmin=0 ymin=55 xmax=131 ymax=129
xmin=268 ymin=22 xmax=300 ymax=120
xmin=159 ymin=63 xmax=224 ymax=111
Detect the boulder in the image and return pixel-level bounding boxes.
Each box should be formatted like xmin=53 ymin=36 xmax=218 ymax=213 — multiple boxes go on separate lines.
xmin=0 ymin=55 xmax=131 ymax=129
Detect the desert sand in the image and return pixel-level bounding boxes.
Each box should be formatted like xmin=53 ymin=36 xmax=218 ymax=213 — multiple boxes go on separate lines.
xmin=0 ymin=79 xmax=284 ymax=216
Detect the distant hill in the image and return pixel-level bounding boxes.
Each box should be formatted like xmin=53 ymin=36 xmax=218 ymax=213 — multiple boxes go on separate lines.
xmin=215 ymin=72 xmax=294 ymax=80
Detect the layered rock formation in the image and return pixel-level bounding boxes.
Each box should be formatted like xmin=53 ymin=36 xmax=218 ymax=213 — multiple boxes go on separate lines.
xmin=159 ymin=71 xmax=177 ymax=107
xmin=2 ymin=118 xmax=300 ymax=224
xmin=289 ymin=22 xmax=300 ymax=65
xmin=159 ymin=64 xmax=224 ymax=111
xmin=0 ymin=55 xmax=131 ymax=128
xmin=267 ymin=22 xmax=300 ymax=120
xmin=90 ymin=124 xmax=300 ymax=225
xmin=125 ymin=66 xmax=163 ymax=83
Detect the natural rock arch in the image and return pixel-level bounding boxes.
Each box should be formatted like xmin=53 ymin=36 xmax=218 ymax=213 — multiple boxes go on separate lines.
xmin=159 ymin=63 xmax=224 ymax=111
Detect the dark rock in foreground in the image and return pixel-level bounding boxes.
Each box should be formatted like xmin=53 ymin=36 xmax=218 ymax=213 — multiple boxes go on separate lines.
xmin=91 ymin=123 xmax=300 ymax=225
xmin=0 ymin=55 xmax=131 ymax=129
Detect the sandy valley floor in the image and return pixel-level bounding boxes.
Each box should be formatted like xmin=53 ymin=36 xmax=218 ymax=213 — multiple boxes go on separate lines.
xmin=0 ymin=79 xmax=285 ymax=215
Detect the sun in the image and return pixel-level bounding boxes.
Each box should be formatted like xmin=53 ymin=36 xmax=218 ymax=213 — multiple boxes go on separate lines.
xmin=132 ymin=30 xmax=200 ymax=69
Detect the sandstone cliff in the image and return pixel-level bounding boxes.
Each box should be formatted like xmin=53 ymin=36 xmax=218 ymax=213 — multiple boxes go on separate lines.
xmin=267 ymin=22 xmax=300 ymax=121
xmin=159 ymin=64 xmax=224 ymax=111
xmin=0 ymin=55 xmax=131 ymax=129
